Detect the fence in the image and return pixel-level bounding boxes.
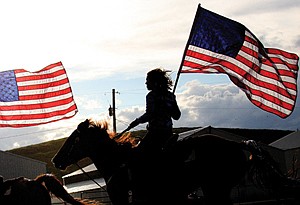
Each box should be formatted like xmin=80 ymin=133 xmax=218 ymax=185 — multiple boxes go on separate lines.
xmin=51 ymin=189 xmax=113 ymax=205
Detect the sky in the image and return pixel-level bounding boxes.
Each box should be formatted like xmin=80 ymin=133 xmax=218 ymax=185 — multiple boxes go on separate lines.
xmin=0 ymin=0 xmax=299 ymax=150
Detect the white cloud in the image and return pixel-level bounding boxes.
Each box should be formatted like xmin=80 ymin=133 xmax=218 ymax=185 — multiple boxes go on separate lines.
xmin=12 ymin=142 xmax=21 ymax=149
xmin=174 ymin=80 xmax=300 ymax=130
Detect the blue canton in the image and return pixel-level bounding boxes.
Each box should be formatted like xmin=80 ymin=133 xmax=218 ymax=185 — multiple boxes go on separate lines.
xmin=0 ymin=70 xmax=19 ymax=102
xmin=190 ymin=7 xmax=245 ymax=58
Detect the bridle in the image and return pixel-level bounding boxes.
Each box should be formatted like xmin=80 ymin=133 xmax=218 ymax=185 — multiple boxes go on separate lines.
xmin=66 ymin=128 xmax=107 ymax=191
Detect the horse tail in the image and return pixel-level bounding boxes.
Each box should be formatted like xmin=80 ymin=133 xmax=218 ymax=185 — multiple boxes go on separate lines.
xmin=242 ymin=140 xmax=286 ymax=189
xmin=35 ymin=174 xmax=85 ymax=205
xmin=242 ymin=140 xmax=300 ymax=201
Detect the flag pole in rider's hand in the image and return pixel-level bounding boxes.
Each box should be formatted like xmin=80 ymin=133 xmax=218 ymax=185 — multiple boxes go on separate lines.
xmin=173 ymin=4 xmax=201 ymax=94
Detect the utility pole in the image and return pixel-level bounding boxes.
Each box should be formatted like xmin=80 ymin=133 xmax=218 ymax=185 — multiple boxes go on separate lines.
xmin=112 ymin=89 xmax=117 ymax=133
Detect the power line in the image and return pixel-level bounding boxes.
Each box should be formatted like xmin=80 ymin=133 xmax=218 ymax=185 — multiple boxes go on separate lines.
xmin=0 ymin=127 xmax=70 ymax=140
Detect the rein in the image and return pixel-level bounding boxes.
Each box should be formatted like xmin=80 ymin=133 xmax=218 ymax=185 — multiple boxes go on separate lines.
xmin=72 ymin=128 xmax=108 ymax=193
xmin=73 ymin=127 xmax=129 ymax=194
xmin=75 ymin=163 xmax=107 ymax=192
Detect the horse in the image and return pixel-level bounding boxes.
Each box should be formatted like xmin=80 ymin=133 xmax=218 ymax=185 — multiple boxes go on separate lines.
xmin=52 ymin=119 xmax=300 ymax=205
xmin=0 ymin=173 xmax=99 ymax=205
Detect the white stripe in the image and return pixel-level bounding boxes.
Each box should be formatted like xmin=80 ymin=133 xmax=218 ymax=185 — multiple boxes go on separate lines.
xmin=268 ymin=53 xmax=298 ymax=65
xmin=181 ymin=65 xmax=219 ymax=73
xmin=275 ymin=63 xmax=298 ymax=75
xmin=15 ymin=65 xmax=64 ymax=77
xmin=0 ymin=101 xmax=76 ymax=116
xmin=280 ymin=75 xmax=297 ymax=85
xmin=251 ymin=95 xmax=291 ymax=115
xmin=0 ymin=93 xmax=74 ymax=106
xmin=17 ymin=74 xmax=68 ymax=86
xmin=18 ymin=83 xmax=71 ymax=96
xmin=0 ymin=110 xmax=77 ymax=125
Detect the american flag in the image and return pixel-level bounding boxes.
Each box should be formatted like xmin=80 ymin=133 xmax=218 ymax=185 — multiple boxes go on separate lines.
xmin=0 ymin=62 xmax=78 ymax=127
xmin=179 ymin=5 xmax=299 ymax=118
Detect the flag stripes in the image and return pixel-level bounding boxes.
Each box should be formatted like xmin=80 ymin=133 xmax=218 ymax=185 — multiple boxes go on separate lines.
xmin=0 ymin=62 xmax=77 ymax=127
xmin=181 ymin=30 xmax=298 ymax=118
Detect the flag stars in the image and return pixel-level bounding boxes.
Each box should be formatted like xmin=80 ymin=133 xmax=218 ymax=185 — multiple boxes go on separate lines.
xmin=0 ymin=70 xmax=19 ymax=102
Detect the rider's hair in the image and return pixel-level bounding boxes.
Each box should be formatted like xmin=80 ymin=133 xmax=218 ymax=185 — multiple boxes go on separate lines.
xmin=147 ymin=68 xmax=173 ymax=91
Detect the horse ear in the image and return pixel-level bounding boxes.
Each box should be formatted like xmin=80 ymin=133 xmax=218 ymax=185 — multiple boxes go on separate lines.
xmin=77 ymin=119 xmax=89 ymax=132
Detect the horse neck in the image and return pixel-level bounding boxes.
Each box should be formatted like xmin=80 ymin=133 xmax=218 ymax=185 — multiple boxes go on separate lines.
xmin=87 ymin=137 xmax=123 ymax=180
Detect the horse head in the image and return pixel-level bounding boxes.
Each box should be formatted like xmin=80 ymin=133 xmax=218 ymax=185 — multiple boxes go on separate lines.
xmin=52 ymin=119 xmax=133 ymax=205
xmin=52 ymin=119 xmax=113 ymax=170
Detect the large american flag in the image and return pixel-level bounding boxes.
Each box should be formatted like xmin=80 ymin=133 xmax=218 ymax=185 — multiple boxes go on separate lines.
xmin=179 ymin=5 xmax=299 ymax=118
xmin=0 ymin=62 xmax=78 ymax=127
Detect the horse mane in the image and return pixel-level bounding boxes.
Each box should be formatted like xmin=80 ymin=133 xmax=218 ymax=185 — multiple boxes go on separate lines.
xmin=114 ymin=132 xmax=140 ymax=147
xmin=88 ymin=119 xmax=115 ymax=138
xmin=88 ymin=119 xmax=138 ymax=147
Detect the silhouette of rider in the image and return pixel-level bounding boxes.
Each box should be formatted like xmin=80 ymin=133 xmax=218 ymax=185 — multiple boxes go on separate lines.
xmin=128 ymin=68 xmax=181 ymax=204
xmin=128 ymin=68 xmax=181 ymax=152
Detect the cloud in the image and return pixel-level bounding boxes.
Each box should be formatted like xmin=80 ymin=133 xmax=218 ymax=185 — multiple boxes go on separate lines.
xmin=115 ymin=79 xmax=300 ymax=132
xmin=174 ymin=80 xmax=300 ymax=130
xmin=229 ymin=0 xmax=300 ymax=16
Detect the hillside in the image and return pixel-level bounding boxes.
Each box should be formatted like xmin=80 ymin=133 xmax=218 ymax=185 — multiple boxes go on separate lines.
xmin=6 ymin=129 xmax=150 ymax=180
xmin=7 ymin=127 xmax=292 ymax=182
xmin=7 ymin=137 xmax=84 ymax=180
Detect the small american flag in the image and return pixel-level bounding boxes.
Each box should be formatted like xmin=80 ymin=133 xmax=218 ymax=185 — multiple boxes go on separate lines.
xmin=179 ymin=5 xmax=299 ymax=118
xmin=0 ymin=62 xmax=78 ymax=127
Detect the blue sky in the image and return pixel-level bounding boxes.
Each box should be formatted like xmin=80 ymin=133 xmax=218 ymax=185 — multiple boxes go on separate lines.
xmin=0 ymin=0 xmax=299 ymax=150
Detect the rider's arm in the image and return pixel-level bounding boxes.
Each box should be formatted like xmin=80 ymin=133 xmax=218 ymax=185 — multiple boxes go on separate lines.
xmin=129 ymin=92 xmax=154 ymax=128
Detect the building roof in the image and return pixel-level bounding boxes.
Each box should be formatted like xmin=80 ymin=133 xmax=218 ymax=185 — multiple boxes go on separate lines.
xmin=269 ymin=130 xmax=300 ymax=150
xmin=176 ymin=126 xmax=292 ymax=144
xmin=0 ymin=150 xmax=47 ymax=165
xmin=62 ymin=164 xmax=97 ymax=178
xmin=64 ymin=177 xmax=106 ymax=193
xmin=178 ymin=126 xmax=248 ymax=142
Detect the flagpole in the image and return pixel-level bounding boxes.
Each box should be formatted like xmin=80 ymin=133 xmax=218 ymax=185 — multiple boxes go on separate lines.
xmin=173 ymin=48 xmax=187 ymax=93
xmin=173 ymin=4 xmax=201 ymax=94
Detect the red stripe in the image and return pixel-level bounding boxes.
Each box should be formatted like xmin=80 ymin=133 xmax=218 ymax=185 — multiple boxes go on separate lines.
xmin=0 ymin=97 xmax=75 ymax=111
xmin=0 ymin=113 xmax=76 ymax=128
xmin=0 ymin=104 xmax=77 ymax=121
xmin=14 ymin=62 xmax=64 ymax=74
xmin=250 ymin=99 xmax=288 ymax=118
xmin=19 ymin=87 xmax=72 ymax=100
xmin=15 ymin=69 xmax=66 ymax=82
xmin=17 ymin=78 xmax=69 ymax=91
